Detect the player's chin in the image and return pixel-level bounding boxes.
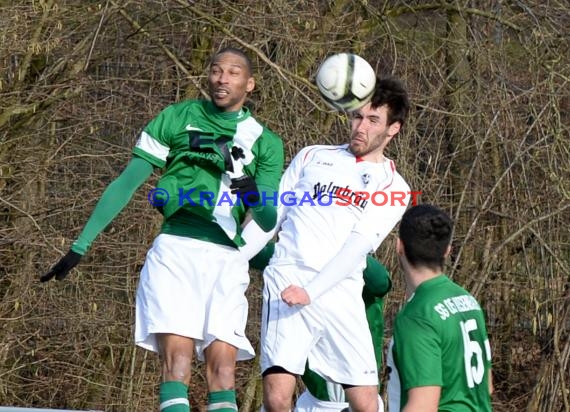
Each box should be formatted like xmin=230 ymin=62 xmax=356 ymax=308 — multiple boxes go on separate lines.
xmin=212 ymin=95 xmax=236 ymax=110
xmin=212 ymin=96 xmax=228 ymax=107
xmin=349 ymin=141 xmax=367 ymax=157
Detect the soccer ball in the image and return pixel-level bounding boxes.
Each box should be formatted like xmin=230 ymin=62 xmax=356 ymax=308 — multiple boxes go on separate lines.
xmin=315 ymin=53 xmax=376 ymax=112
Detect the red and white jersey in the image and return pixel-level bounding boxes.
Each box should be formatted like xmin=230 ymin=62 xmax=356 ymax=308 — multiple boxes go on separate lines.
xmin=271 ymin=144 xmax=410 ymax=274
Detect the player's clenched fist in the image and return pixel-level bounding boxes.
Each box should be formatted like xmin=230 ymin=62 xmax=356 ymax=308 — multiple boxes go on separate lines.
xmin=230 ymin=175 xmax=260 ymax=205
xmin=281 ymin=285 xmax=311 ymax=306
xmin=40 ymin=250 xmax=82 ymax=282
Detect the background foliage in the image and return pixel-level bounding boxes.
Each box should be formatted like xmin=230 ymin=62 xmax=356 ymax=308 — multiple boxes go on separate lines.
xmin=0 ymin=0 xmax=568 ymax=411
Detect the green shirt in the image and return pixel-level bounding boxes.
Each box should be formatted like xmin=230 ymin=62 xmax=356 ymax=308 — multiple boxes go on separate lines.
xmin=134 ymin=99 xmax=284 ymax=246
xmin=389 ymin=275 xmax=492 ymax=411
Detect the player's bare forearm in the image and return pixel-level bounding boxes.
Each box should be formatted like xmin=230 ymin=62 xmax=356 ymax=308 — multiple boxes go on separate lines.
xmin=402 ymin=386 xmax=440 ymax=412
xmin=281 ymin=285 xmax=310 ymax=306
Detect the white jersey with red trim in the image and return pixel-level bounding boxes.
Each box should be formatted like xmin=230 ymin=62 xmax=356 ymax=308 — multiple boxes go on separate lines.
xmin=271 ymin=144 xmax=410 ymax=274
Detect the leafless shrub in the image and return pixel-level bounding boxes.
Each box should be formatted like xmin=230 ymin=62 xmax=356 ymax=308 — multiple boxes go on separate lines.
xmin=1 ymin=1 xmax=568 ymax=410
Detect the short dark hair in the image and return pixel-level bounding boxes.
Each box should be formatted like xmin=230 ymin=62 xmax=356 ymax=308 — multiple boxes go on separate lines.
xmin=369 ymin=77 xmax=410 ymax=127
xmin=212 ymin=47 xmax=253 ymax=77
xmin=399 ymin=204 xmax=453 ymax=270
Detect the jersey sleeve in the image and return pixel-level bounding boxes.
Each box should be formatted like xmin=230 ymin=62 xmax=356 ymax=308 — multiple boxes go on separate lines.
xmin=240 ymin=218 xmax=276 ymax=261
xmin=71 ymin=156 xmax=154 ymax=255
xmin=304 ymin=231 xmax=370 ymax=301
xmin=393 ymin=315 xmax=443 ymax=390
xmin=362 ymin=255 xmax=391 ymax=298
xmin=247 ymin=129 xmax=284 ymax=231
xmin=132 ymin=105 xmax=177 ymax=168
xmin=352 ymin=176 xmax=410 ymax=252
xmin=253 ymin=128 xmax=284 ymax=193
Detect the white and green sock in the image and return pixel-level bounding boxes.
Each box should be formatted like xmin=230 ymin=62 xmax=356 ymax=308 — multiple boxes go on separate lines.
xmin=207 ymin=390 xmax=238 ymax=411
xmin=159 ymin=381 xmax=190 ymax=412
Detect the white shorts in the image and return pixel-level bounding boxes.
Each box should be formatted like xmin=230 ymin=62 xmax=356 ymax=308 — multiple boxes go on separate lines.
xmin=135 ymin=234 xmax=255 ymax=361
xmin=294 ymin=390 xmax=385 ymax=412
xmin=295 ymin=390 xmax=348 ymax=412
xmin=261 ymin=264 xmax=377 ymax=386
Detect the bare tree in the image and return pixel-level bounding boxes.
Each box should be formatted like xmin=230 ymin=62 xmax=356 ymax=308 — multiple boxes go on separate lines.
xmin=0 ymin=1 xmax=568 ymax=410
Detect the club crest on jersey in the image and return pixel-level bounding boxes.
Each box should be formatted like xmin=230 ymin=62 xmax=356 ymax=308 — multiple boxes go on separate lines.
xmin=361 ymin=173 xmax=371 ymax=185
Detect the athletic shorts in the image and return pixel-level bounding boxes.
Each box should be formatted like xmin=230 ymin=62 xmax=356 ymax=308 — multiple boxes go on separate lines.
xmin=261 ymin=264 xmax=378 ymax=386
xmin=294 ymin=390 xmax=385 ymax=412
xmin=135 ymin=233 xmax=255 ymax=361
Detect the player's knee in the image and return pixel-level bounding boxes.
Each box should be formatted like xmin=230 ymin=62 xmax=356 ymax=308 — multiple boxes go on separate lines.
xmin=348 ymin=402 xmax=377 ymax=412
xmin=207 ymin=363 xmax=235 ymax=389
xmin=161 ymin=351 xmax=192 ymax=383
xmin=345 ymin=386 xmax=378 ymax=412
xmin=262 ymin=391 xmax=292 ymax=412
xmin=262 ymin=367 xmax=295 ymax=411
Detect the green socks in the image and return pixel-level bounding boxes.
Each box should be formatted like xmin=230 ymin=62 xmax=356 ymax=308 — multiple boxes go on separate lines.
xmin=158 ymin=383 xmax=236 ymax=411
xmin=207 ymin=390 xmax=238 ymax=411
xmin=159 ymin=381 xmax=190 ymax=412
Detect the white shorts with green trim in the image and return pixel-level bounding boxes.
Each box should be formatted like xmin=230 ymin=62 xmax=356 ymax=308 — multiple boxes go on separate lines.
xmin=261 ymin=264 xmax=378 ymax=386
xmin=135 ymin=233 xmax=254 ymax=361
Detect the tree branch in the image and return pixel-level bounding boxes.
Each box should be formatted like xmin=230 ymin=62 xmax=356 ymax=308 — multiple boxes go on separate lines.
xmin=383 ymin=2 xmax=522 ymax=31
xmin=110 ymin=0 xmax=208 ymax=99
xmin=176 ymin=0 xmax=324 ymax=111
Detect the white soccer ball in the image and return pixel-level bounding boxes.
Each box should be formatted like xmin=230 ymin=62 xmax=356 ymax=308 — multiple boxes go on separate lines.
xmin=315 ymin=53 xmax=376 ymax=112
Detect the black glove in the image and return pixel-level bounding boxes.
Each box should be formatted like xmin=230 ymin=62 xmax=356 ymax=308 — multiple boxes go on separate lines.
xmin=230 ymin=175 xmax=260 ymax=206
xmin=40 ymin=250 xmax=82 ymax=282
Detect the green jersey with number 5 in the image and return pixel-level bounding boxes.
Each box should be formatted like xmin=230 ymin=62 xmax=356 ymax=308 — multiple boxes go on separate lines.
xmin=388 ymin=275 xmax=492 ymax=411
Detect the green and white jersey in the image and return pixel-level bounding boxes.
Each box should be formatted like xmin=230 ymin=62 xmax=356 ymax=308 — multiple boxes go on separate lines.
xmin=133 ymin=99 xmax=284 ymax=246
xmin=387 ymin=275 xmax=492 ymax=412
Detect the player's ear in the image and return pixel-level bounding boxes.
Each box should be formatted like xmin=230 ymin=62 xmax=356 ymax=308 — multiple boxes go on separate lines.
xmin=388 ymin=121 xmax=401 ymax=137
xmin=396 ymin=238 xmax=404 ymax=256
xmin=246 ymin=77 xmax=255 ymax=93
xmin=444 ymin=244 xmax=452 ymax=258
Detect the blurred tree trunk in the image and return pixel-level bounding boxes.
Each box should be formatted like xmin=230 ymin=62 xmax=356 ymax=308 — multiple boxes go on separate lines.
xmin=444 ymin=6 xmax=471 ymax=166
xmin=443 ymin=5 xmax=479 ymax=280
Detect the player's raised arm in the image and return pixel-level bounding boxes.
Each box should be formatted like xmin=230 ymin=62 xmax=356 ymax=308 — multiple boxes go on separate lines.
xmin=230 ymin=127 xmax=284 ymax=232
xmin=40 ymin=156 xmax=154 ymax=282
xmin=290 ymin=232 xmax=371 ymax=304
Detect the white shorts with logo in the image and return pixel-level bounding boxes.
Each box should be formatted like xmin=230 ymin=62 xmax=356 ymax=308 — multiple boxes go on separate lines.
xmin=294 ymin=390 xmax=385 ymax=412
xmin=261 ymin=264 xmax=377 ymax=386
xmin=135 ymin=233 xmax=255 ymax=361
